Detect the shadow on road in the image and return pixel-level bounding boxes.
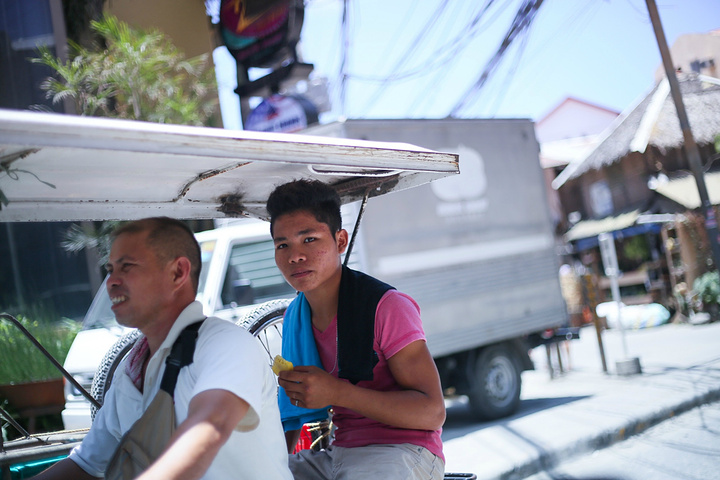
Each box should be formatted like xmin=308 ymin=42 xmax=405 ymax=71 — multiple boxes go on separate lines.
xmin=442 ymin=395 xmax=589 ymax=442
xmin=532 ymin=477 xmax=627 ymax=480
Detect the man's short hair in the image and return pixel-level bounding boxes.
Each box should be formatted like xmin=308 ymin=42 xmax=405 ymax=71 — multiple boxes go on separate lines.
xmin=111 ymin=217 xmax=201 ymax=292
xmin=267 ymin=179 xmax=342 ymax=237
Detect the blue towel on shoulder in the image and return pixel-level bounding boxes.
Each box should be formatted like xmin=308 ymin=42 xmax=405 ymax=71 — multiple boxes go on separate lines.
xmin=278 ymin=293 xmax=330 ymax=431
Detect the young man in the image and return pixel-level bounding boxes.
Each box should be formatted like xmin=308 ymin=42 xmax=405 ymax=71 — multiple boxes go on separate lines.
xmin=34 ymin=217 xmax=292 ymax=480
xmin=268 ymin=180 xmax=446 ymax=479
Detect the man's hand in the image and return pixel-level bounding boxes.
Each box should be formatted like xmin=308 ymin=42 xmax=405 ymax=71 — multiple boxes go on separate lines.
xmin=281 ymin=341 xmax=445 ymax=432
xmin=279 ymin=365 xmax=339 ymax=409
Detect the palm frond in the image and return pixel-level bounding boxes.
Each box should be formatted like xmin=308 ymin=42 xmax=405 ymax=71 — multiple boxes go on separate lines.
xmin=34 ymin=13 xmax=218 ymax=124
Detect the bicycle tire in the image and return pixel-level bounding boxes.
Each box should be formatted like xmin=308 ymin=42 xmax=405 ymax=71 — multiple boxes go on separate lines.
xmin=239 ymin=298 xmax=333 ymax=451
xmin=90 ymin=329 xmax=141 ymax=422
xmin=238 ymin=298 xmax=292 ymax=368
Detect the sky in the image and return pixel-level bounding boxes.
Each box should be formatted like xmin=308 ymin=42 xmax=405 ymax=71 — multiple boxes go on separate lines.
xmin=214 ymin=0 xmax=720 ymax=129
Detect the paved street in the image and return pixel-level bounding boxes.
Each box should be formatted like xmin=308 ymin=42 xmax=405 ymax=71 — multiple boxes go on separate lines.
xmin=441 ymin=319 xmax=720 ymax=479
xmin=524 ymin=400 xmax=720 ymax=480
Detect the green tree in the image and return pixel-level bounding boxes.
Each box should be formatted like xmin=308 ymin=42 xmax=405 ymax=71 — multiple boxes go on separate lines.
xmin=34 ymin=14 xmax=218 ymax=126
xmin=33 ymin=45 xmax=114 ymax=117
xmin=61 ymin=221 xmax=121 ymax=267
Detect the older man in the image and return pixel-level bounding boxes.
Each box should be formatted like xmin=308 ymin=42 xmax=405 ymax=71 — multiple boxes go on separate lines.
xmin=34 ymin=217 xmax=291 ymax=480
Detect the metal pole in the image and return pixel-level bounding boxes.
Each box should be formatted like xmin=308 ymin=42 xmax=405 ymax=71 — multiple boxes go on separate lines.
xmin=645 ymin=0 xmax=720 ymax=272
xmin=599 ymin=233 xmax=629 ymax=357
xmin=0 ymin=313 xmax=101 ymax=410
xmin=608 ymin=268 xmax=629 ymax=358
xmin=236 ymin=67 xmax=251 ymax=129
xmin=598 ymin=233 xmax=642 ymax=375
xmin=581 ymin=273 xmax=608 ymax=374
xmin=344 ymin=189 xmax=371 ymax=267
xmin=6 ymin=223 xmax=25 ymax=308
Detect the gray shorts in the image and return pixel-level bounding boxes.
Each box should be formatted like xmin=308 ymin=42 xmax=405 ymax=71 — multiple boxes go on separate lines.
xmin=288 ymin=443 xmax=444 ymax=480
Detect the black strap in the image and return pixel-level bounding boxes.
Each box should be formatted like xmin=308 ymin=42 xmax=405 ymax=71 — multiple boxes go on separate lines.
xmin=159 ymin=320 xmax=204 ymax=396
xmin=337 ymin=266 xmax=395 ymax=384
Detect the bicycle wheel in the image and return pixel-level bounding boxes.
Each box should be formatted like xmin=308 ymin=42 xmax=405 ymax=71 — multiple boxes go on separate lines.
xmin=238 ymin=298 xmax=292 ymax=369
xmin=89 ymin=329 xmax=141 ymax=422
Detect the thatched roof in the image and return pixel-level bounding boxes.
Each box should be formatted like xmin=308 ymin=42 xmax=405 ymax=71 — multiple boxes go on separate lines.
xmin=553 ymin=73 xmax=720 ymax=189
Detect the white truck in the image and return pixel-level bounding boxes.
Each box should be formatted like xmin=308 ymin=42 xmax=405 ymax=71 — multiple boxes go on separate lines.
xmin=60 ymin=117 xmax=570 ymax=428
xmin=303 ymin=119 xmax=570 ymax=419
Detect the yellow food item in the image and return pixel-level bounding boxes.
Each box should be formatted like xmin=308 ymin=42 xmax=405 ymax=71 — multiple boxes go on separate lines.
xmin=271 ymin=355 xmax=294 ymax=375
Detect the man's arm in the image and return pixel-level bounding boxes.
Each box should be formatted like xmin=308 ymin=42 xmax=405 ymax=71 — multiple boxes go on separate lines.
xmin=136 ymin=388 xmax=249 ymax=480
xmin=279 ymin=340 xmax=446 ymax=431
xmin=31 ymin=458 xmax=99 ymax=479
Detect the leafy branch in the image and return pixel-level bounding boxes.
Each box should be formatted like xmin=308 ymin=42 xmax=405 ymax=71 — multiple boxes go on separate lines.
xmin=32 ymin=14 xmax=219 ymax=125
xmin=61 ymin=221 xmax=120 ymax=266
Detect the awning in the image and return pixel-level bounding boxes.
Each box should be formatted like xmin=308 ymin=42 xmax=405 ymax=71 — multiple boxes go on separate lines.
xmin=653 ymin=172 xmax=720 ymax=209
xmin=564 ymin=210 xmax=641 ymax=242
xmin=564 ymin=210 xmax=665 ymax=251
xmin=0 ymin=110 xmax=458 ymax=222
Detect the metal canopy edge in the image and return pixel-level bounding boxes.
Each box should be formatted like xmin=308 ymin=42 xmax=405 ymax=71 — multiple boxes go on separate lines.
xmin=0 ymin=110 xmax=458 ymax=222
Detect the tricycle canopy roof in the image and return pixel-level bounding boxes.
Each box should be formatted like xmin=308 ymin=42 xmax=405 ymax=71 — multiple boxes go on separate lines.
xmin=0 ymin=110 xmax=458 ymax=222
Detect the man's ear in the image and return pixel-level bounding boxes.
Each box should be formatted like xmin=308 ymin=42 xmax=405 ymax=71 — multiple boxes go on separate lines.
xmin=336 ymin=229 xmax=349 ymax=255
xmin=170 ymin=257 xmax=192 ymax=288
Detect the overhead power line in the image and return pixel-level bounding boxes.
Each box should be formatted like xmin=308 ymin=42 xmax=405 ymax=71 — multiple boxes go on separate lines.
xmin=355 ymin=0 xmax=507 ymax=117
xmin=351 ymin=0 xmax=502 ymax=84
xmin=350 ymin=0 xmax=453 ymax=117
xmin=449 ymin=0 xmax=545 ymax=117
xmin=338 ymin=0 xmax=350 ymax=115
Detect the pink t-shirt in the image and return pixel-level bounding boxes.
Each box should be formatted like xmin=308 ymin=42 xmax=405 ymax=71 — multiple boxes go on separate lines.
xmin=312 ymin=290 xmax=444 ymax=461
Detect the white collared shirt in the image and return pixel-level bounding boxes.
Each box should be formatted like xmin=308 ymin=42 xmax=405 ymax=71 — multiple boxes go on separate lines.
xmin=70 ymin=301 xmax=292 ymax=479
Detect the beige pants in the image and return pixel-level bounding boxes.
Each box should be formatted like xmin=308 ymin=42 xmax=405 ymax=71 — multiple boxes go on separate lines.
xmin=289 ymin=443 xmax=444 ymax=480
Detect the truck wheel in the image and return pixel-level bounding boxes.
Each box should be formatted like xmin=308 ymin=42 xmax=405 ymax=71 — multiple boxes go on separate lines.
xmin=90 ymin=329 xmax=141 ymax=422
xmin=467 ymin=344 xmax=521 ymax=420
xmin=238 ymin=299 xmax=292 ymax=367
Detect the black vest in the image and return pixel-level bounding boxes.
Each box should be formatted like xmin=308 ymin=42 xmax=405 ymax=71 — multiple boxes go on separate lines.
xmin=337 ymin=266 xmax=395 ymax=384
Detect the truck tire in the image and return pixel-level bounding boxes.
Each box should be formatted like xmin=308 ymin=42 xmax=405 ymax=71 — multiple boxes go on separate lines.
xmin=90 ymin=329 xmax=141 ymax=422
xmin=238 ymin=298 xmax=292 ymax=366
xmin=467 ymin=344 xmax=522 ymax=420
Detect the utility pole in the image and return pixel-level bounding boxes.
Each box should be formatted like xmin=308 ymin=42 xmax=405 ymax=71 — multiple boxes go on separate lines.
xmin=645 ymin=0 xmax=720 ymax=272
